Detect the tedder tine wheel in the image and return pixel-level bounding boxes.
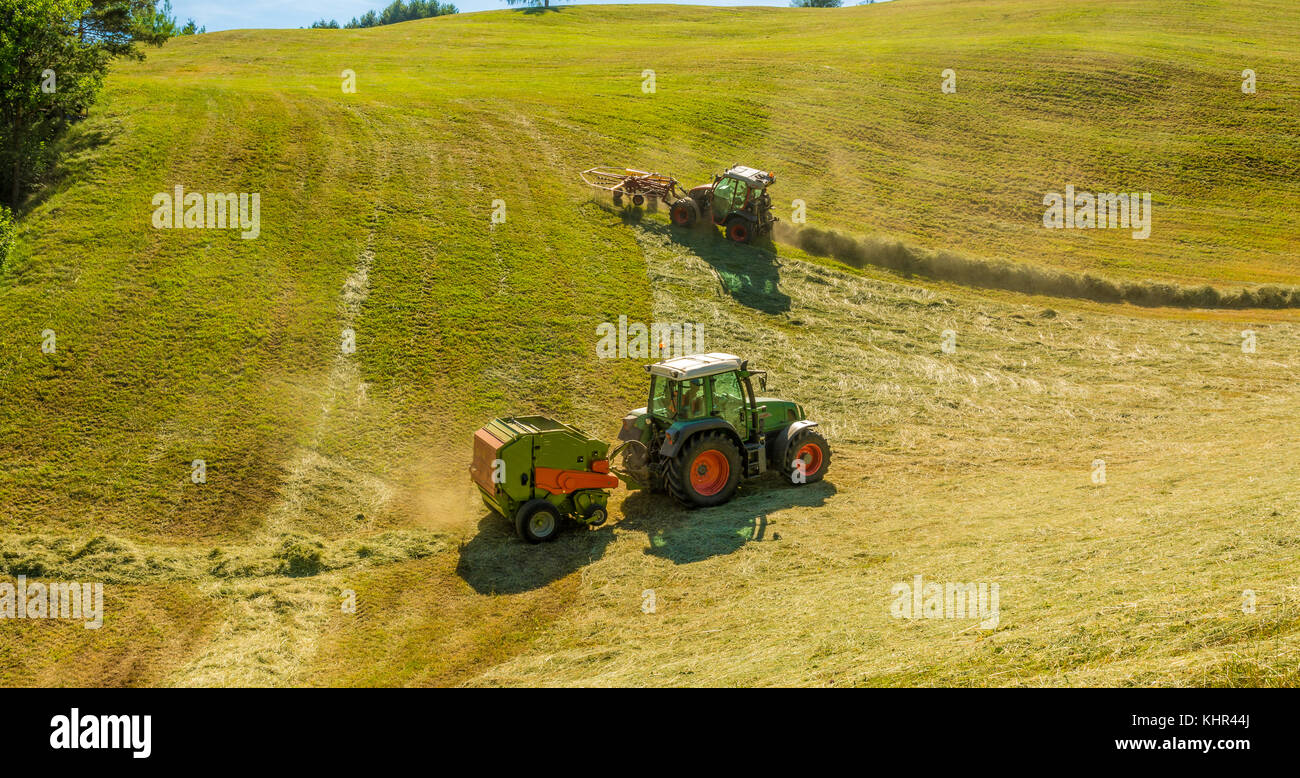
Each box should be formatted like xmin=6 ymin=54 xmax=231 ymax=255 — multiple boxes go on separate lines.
xmin=666 ymin=431 xmax=742 ymax=508
xmin=515 ymin=499 xmax=562 ymax=544
xmin=785 ymin=429 xmax=831 ymax=485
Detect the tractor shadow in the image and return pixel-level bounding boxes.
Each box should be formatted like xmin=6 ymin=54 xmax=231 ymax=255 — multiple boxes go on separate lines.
xmin=588 ymin=199 xmax=791 ymax=315
xmin=642 ymin=220 xmax=792 ymax=315
xmin=456 ymin=510 xmax=616 ymax=595
xmin=617 ymin=478 xmax=836 ymax=565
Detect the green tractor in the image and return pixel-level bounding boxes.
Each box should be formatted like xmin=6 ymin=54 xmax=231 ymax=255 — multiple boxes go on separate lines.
xmin=669 ymin=166 xmax=777 ymax=244
xmin=469 ymin=353 xmax=829 ymax=542
xmin=613 ymin=352 xmax=830 ymax=507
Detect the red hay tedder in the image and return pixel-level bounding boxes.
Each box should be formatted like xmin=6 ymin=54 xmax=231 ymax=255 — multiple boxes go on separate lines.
xmin=581 ymin=164 xmax=777 ymax=244
xmin=579 ymin=167 xmax=685 ymax=207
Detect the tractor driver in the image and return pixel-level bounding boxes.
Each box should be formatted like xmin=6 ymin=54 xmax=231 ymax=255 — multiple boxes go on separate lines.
xmin=681 ymin=379 xmax=706 ymax=418
xmin=664 ymin=378 xmax=705 ymax=419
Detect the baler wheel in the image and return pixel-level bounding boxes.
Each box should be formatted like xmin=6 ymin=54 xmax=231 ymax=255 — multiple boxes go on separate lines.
xmin=515 ymin=499 xmax=561 ymax=543
xmin=581 ymin=503 xmax=608 ymax=527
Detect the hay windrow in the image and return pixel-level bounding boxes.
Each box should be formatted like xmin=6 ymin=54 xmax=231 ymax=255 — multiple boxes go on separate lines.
xmin=778 ymin=224 xmax=1300 ymax=310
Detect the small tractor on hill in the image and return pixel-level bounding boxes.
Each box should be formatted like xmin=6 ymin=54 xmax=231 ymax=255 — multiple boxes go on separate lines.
xmin=470 ymin=352 xmax=830 ymax=542
xmin=581 ymin=165 xmax=778 ymax=244
xmin=667 ymin=166 xmax=777 ymax=245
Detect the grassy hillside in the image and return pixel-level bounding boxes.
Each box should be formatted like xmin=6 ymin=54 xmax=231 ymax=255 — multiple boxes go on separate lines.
xmin=2 ymin=1 xmax=1299 ymax=686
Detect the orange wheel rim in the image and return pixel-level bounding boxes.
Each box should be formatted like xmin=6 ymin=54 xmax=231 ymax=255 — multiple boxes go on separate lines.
xmin=795 ymin=443 xmax=823 ymax=476
xmin=690 ymin=450 xmax=730 ymax=496
xmin=730 ymin=224 xmax=747 ymax=240
xmin=673 ymin=208 xmax=689 ymax=224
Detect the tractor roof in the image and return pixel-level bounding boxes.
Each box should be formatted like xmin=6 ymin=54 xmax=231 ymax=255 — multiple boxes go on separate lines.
xmin=647 ymin=352 xmax=744 ymax=380
xmin=723 ymin=166 xmax=775 ymax=188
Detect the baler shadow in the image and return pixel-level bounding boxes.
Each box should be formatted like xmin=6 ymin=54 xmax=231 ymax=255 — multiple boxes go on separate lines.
xmin=455 ymin=511 xmax=616 ymax=595
xmin=455 ymin=478 xmax=836 ymax=590
xmin=616 ymin=478 xmax=836 ymax=564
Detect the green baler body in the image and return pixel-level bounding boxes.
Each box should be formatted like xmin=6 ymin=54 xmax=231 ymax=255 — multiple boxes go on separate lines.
xmin=470 ymin=416 xmax=613 ymax=522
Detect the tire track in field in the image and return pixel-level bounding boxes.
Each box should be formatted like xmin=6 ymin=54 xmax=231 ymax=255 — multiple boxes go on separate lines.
xmin=168 ymin=112 xmax=402 ymax=686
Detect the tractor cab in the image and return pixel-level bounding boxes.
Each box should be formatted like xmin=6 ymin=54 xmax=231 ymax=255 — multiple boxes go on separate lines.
xmin=614 ymin=352 xmax=829 ymax=506
xmin=709 ymin=167 xmax=775 ymax=242
xmin=646 ymin=353 xmax=765 ymax=441
xmin=671 ymin=166 xmax=777 ymax=244
xmin=710 ymin=166 xmax=774 ymax=220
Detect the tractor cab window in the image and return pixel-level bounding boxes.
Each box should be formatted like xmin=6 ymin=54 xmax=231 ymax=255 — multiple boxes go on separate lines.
xmin=713 ymin=177 xmax=746 ymax=219
xmin=710 ymin=371 xmax=748 ymax=434
xmin=651 ymin=376 xmax=708 ymax=422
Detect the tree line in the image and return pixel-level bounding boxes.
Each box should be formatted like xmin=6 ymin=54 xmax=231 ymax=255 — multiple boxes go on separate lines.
xmin=311 ymin=1 xmax=458 ymax=30
xmin=0 ymin=0 xmax=199 ymax=222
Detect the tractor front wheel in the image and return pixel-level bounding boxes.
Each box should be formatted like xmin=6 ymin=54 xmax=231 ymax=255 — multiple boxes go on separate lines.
xmin=515 ymin=499 xmax=562 ymax=543
xmin=725 ymin=217 xmax=753 ymax=244
xmin=666 ymin=432 xmax=742 ymax=508
xmin=785 ymin=429 xmax=831 ymax=484
xmin=670 ymin=198 xmax=699 ymax=228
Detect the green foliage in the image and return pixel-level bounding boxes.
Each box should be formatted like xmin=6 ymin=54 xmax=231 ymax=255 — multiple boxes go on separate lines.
xmin=343 ymin=0 xmax=457 ymax=29
xmin=80 ymin=0 xmax=171 ymax=56
xmin=791 ymin=0 xmax=843 ymax=6
xmin=0 ymin=0 xmax=176 ymax=208
xmin=0 ymin=0 xmax=106 ymax=208
xmin=310 ymin=18 xmax=340 ymax=29
xmin=136 ymin=1 xmax=204 ymax=38
xmin=0 ymin=204 xmax=14 ymax=267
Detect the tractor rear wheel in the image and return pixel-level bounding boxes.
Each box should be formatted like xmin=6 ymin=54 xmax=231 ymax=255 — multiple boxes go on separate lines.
xmin=670 ymin=198 xmax=699 ymax=228
xmin=785 ymin=429 xmax=831 ymax=484
xmin=725 ymin=217 xmax=753 ymax=244
xmin=515 ymin=499 xmax=562 ymax=543
xmin=666 ymin=432 xmax=742 ymax=508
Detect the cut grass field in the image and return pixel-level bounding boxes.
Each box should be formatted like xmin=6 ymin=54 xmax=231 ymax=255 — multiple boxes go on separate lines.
xmin=1 ymin=1 xmax=1298 ymax=686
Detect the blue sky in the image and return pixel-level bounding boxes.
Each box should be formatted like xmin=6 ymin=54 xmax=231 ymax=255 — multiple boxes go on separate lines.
xmin=168 ymin=0 xmax=855 ymax=31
